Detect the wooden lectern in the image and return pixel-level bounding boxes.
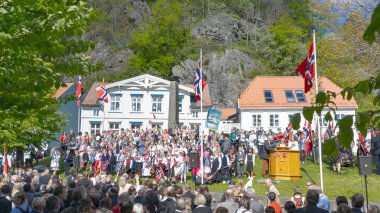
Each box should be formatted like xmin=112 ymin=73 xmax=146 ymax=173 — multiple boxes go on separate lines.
xmin=269 ymin=148 xmax=301 ymax=180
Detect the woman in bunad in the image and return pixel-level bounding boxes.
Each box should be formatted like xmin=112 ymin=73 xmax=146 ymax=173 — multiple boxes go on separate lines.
xmin=134 ymin=152 xmax=143 ymax=176
xmin=50 ymin=147 xmax=61 ymax=175
xmin=203 ymin=150 xmax=211 ymax=177
xmin=173 ymin=151 xmax=182 ymax=180
xmin=116 ymin=149 xmax=126 ymax=175
xmin=94 ymin=149 xmax=102 ymax=174
xmin=179 ymin=151 xmax=189 ymax=183
xmin=142 ymin=150 xmax=152 ymax=177
xmin=154 ymin=150 xmax=162 ymax=171
xmin=248 ymin=130 xmax=257 ymax=149
xmin=160 ymin=151 xmax=168 ymax=176
xmin=229 ymin=146 xmax=237 ymax=177
xmin=245 ymin=147 xmax=255 ymax=179
xmin=124 ymin=152 xmax=135 ymax=175
xmin=156 ymin=140 xmax=164 ymax=152
xmin=100 ymin=148 xmax=109 ymax=174
xmin=211 ymin=151 xmax=222 ymax=183
xmin=83 ymin=131 xmax=91 ymax=145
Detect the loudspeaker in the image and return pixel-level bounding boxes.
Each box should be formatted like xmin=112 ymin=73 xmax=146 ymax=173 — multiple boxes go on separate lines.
xmin=358 ymin=156 xmax=372 ymax=176
xmin=189 ymin=152 xmax=199 ymax=168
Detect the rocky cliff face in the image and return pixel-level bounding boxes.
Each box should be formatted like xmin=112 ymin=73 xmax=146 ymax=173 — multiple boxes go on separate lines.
xmin=173 ymin=49 xmax=255 ymax=106
xmin=191 ymin=12 xmax=255 ymax=44
xmin=88 ymin=1 xmax=257 ymax=106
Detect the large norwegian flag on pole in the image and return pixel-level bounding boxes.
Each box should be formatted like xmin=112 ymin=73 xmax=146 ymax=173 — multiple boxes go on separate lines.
xmin=97 ymin=81 xmax=109 ymax=103
xmin=296 ymin=41 xmax=316 ymax=93
xmin=194 ymin=62 xmax=207 ymax=101
xmin=76 ymin=76 xmax=82 ymax=106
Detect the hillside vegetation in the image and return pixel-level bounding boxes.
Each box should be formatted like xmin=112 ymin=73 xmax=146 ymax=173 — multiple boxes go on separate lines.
xmin=86 ymin=0 xmax=379 ymax=110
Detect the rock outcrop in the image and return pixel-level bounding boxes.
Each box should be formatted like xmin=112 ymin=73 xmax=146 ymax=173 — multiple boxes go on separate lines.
xmin=191 ymin=12 xmax=254 ymax=43
xmin=173 ymin=49 xmax=255 ymax=106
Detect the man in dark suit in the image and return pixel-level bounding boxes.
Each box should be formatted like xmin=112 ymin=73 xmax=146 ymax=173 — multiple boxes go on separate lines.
xmin=181 ymin=183 xmax=195 ymax=208
xmin=157 ymin=186 xmax=176 ymax=213
xmin=0 ymin=185 xmax=12 ymax=213
xmin=260 ymin=136 xmax=272 ymax=177
xmin=371 ymin=129 xmax=380 ymax=175
xmin=144 ymin=180 xmax=159 ymax=213
xmin=294 ymin=190 xmax=329 ymax=213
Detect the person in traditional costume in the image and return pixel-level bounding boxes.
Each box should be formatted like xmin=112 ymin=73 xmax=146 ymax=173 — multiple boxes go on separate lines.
xmin=211 ymin=152 xmax=222 ymax=182
xmin=142 ymin=151 xmax=152 ymax=177
xmin=116 ymin=150 xmax=126 ymax=174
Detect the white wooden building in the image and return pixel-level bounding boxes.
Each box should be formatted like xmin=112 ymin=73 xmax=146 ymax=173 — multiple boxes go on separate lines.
xmin=80 ymin=74 xmax=213 ymax=135
xmin=238 ymin=76 xmax=358 ymax=134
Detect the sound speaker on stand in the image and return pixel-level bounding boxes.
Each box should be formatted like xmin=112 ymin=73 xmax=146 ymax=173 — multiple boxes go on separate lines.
xmin=358 ymin=155 xmax=372 ymax=212
xmin=358 ymin=156 xmax=372 ymax=175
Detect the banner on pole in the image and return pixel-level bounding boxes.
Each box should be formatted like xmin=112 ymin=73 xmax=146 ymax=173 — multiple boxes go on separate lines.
xmin=206 ymin=109 xmax=222 ymax=130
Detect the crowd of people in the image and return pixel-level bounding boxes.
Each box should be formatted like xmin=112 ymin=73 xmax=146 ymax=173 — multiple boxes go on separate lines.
xmin=0 ymin=125 xmax=378 ymax=213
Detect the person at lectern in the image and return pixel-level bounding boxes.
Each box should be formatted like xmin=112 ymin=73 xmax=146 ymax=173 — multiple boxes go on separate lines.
xmin=260 ymin=136 xmax=272 ymax=177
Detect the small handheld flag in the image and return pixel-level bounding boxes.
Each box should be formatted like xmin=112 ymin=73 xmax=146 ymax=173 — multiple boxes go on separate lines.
xmin=296 ymin=41 xmax=315 ymax=93
xmin=76 ymin=76 xmax=82 ymax=106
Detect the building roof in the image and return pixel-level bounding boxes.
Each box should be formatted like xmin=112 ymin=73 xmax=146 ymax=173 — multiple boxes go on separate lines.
xmin=82 ymin=82 xmax=102 ymax=106
xmin=54 ymin=83 xmax=74 ymax=99
xmin=239 ymin=76 xmax=358 ymax=109
xmin=82 ymin=74 xmax=213 ymax=107
xmin=217 ymin=108 xmax=237 ymax=120
xmin=184 ymin=84 xmax=213 ymax=107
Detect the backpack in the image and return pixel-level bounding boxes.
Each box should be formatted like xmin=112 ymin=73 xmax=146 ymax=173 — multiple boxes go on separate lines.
xmin=293 ymin=193 xmax=303 ymax=208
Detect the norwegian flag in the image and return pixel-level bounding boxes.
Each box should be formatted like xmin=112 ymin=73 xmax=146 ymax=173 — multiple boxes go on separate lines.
xmin=155 ymin=167 xmax=164 ymax=183
xmin=194 ymin=62 xmax=207 ymax=101
xmin=296 ymin=41 xmax=315 ymax=93
xmin=358 ymin=132 xmax=369 ymax=156
xmin=285 ymin=121 xmax=293 ymax=141
xmin=76 ymin=76 xmax=82 ymax=106
xmin=96 ymin=81 xmax=108 ymax=103
xmin=323 ymin=121 xmax=334 ymax=142
xmin=3 ymin=145 xmax=9 ymax=176
xmin=273 ymin=122 xmax=292 ymax=143
xmin=303 ymin=121 xmax=313 ymax=155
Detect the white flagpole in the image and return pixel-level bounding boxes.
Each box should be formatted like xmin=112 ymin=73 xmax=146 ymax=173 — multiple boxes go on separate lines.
xmin=313 ymin=29 xmax=324 ymax=192
xmin=102 ymin=78 xmax=105 ymax=131
xmin=200 ymin=49 xmax=204 ymax=184
xmin=78 ymin=76 xmax=82 ymax=133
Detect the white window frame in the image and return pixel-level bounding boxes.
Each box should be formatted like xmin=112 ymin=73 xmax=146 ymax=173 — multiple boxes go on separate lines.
xmin=152 ymin=96 xmax=163 ymax=112
xmin=152 ymin=122 xmax=163 ymax=130
xmin=192 ymin=112 xmax=199 ymax=118
xmin=131 ymin=95 xmax=142 ymax=112
xmin=109 ymin=122 xmax=120 ymax=131
xmin=295 ymin=90 xmax=307 ymax=103
xmin=252 ymin=114 xmax=262 ymax=127
xmin=336 ymin=114 xmax=346 ymax=122
xmin=90 ymin=123 xmax=101 ymax=136
xmin=269 ymin=114 xmax=279 ymax=127
xmin=93 ymin=110 xmax=99 ymax=116
xmin=110 ymin=95 xmax=121 ymax=111
xmin=178 ymin=96 xmax=184 ymax=113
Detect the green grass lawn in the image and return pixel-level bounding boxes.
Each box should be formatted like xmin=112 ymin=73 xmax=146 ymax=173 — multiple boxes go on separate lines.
xmin=34 ymin=156 xmax=380 ymax=202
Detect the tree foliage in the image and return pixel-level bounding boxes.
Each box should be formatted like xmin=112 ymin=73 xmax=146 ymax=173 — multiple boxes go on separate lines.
xmin=128 ymin=0 xmax=190 ymax=79
xmin=0 ymin=0 xmax=96 ymax=150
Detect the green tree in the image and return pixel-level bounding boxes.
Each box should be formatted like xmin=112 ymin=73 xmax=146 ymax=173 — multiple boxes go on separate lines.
xmin=0 ymin=0 xmax=96 ymax=150
xmin=128 ymin=0 xmax=190 ymax=78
